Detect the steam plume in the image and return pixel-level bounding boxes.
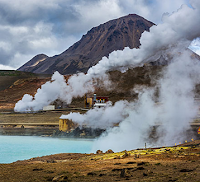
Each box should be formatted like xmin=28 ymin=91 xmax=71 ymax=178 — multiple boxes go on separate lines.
xmin=90 ymin=49 xmax=200 ymax=152
xmin=61 ymin=50 xmax=200 ymax=152
xmin=14 ymin=72 xmax=95 ymax=111
xmin=14 ymin=0 xmax=200 ymax=152
xmin=60 ymin=100 xmax=129 ymax=129
xmin=88 ymin=3 xmax=200 ymax=75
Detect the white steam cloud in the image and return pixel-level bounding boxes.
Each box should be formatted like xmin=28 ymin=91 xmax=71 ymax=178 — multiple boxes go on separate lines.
xmin=89 ymin=50 xmax=200 ymax=152
xmin=60 ymin=100 xmax=129 ymax=129
xmin=61 ymin=49 xmax=200 ymax=152
xmin=14 ymin=72 xmax=95 ymax=111
xmin=88 ymin=3 xmax=200 ymax=75
xmin=14 ymin=0 xmax=200 ymax=151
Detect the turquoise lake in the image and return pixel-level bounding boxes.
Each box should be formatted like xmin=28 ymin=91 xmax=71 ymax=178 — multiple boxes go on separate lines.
xmin=0 ymin=136 xmax=95 ymax=164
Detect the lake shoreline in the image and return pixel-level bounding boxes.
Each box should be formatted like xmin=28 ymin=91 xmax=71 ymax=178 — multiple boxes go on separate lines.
xmin=1 ymin=140 xmax=200 ymax=181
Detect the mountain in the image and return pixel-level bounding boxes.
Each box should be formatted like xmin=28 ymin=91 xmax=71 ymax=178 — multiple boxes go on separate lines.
xmin=18 ymin=14 xmax=155 ymax=75
xmin=18 ymin=54 xmax=49 ymax=73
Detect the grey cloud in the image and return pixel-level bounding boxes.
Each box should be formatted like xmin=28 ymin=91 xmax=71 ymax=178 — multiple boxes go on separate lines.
xmin=0 ymin=1 xmax=79 ymax=27
xmin=0 ymin=0 xmax=198 ymax=69
xmin=0 ymin=48 xmax=13 ymax=65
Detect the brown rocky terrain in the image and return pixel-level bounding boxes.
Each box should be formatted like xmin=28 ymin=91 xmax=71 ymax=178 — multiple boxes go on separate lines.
xmin=0 ymin=140 xmax=200 ymax=182
xmin=18 ymin=14 xmax=154 ymax=75
xmin=0 ymin=71 xmax=51 ymax=111
xmin=0 ymin=65 xmax=163 ymax=111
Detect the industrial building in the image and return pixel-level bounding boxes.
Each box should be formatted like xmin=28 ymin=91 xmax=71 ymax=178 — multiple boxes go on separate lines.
xmin=84 ymin=93 xmax=109 ymax=108
xmin=59 ymin=94 xmax=109 ymax=133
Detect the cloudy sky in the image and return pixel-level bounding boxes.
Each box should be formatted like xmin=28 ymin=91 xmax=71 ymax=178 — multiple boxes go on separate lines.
xmin=0 ymin=0 xmax=199 ymax=70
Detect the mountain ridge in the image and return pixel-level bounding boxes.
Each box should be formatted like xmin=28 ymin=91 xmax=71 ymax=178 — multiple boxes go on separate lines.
xmin=18 ymin=14 xmax=155 ymax=75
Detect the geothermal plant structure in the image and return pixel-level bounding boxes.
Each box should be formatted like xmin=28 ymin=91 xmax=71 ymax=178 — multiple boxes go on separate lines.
xmin=85 ymin=93 xmax=109 ymax=108
xmin=59 ymin=94 xmax=109 ymax=133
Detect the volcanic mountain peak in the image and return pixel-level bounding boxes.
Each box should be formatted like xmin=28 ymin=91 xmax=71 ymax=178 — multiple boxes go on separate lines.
xmin=18 ymin=14 xmax=155 ymax=75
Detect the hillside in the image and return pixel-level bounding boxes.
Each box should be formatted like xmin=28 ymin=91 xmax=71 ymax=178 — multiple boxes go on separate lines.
xmin=18 ymin=14 xmax=154 ymax=75
xmin=0 ymin=71 xmax=51 ymax=111
xmin=0 ymin=65 xmax=163 ymax=111
xmin=0 ymin=70 xmax=47 ymax=91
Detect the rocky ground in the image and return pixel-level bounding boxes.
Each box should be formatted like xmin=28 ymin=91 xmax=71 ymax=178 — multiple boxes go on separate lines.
xmin=0 ymin=140 xmax=200 ymax=182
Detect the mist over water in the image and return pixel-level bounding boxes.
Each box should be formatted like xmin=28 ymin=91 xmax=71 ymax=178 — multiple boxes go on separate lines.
xmin=14 ymin=1 xmax=200 ymax=152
